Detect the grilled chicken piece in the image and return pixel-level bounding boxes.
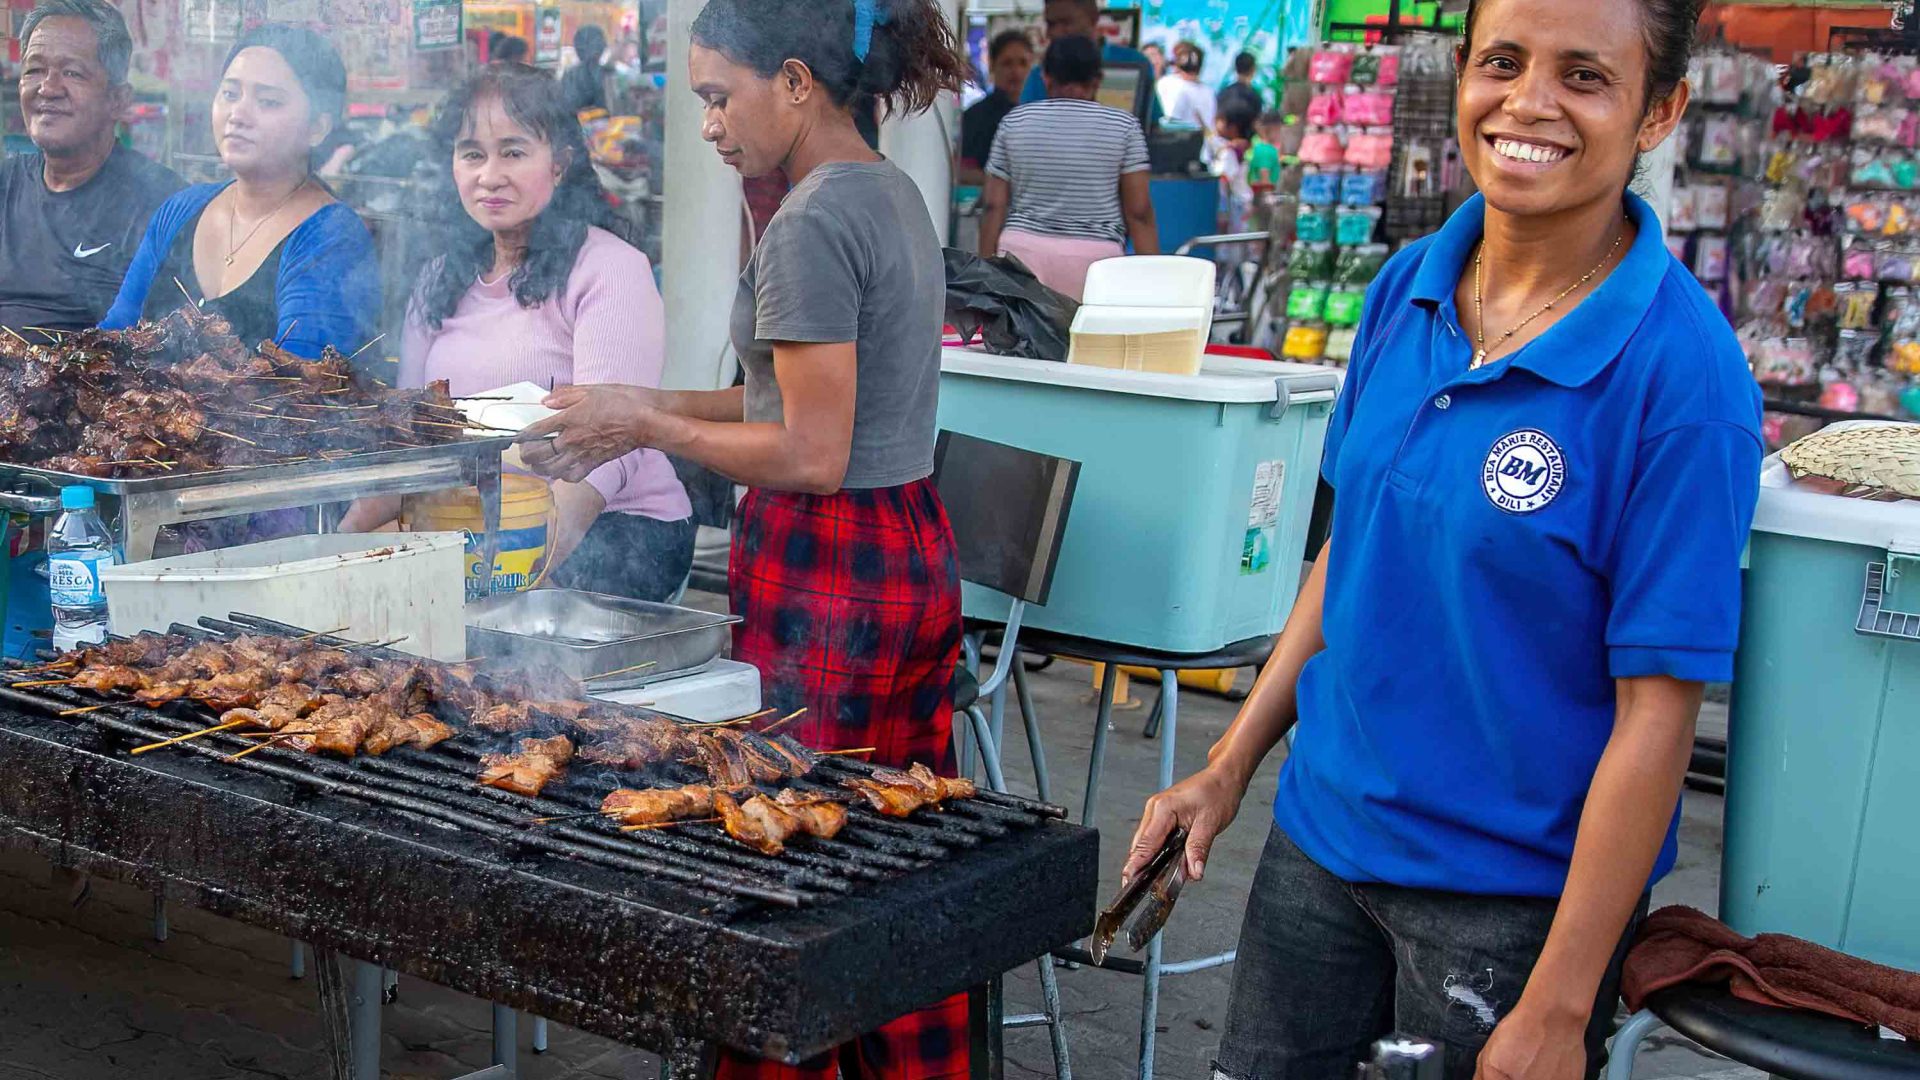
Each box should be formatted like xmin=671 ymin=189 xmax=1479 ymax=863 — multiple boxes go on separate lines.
xmin=841 ymin=763 xmax=978 ymax=817
xmin=713 ymin=790 xmax=798 ymax=855
xmin=578 ymin=720 xmax=693 ymax=769
xmin=774 ymin=788 xmax=849 ymax=840
xmin=70 ymin=663 xmax=153 ymax=693
xmin=714 ymin=790 xmax=849 ymax=855
xmin=283 ymin=698 xmax=386 ymax=756
xmin=478 ymin=735 xmax=575 ymax=797
xmin=363 ymin=713 xmax=454 ymax=756
xmin=219 ymin=684 xmax=325 ymax=732
xmin=599 ymin=784 xmax=722 ymax=826
xmin=474 ymin=699 xmax=594 ymax=734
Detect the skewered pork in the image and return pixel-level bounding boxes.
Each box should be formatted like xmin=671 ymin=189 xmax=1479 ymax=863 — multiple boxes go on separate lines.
xmin=841 ymin=763 xmax=978 ymax=818
xmin=479 ymin=735 xmax=575 ymax=797
xmin=713 ymin=789 xmax=850 ymax=856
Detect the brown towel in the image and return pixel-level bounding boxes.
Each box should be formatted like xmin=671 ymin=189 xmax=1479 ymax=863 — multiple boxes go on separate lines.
xmin=1621 ymin=905 xmax=1920 ymax=1040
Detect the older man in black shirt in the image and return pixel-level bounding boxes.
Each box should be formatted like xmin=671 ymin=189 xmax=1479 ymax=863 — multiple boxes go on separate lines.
xmin=0 ymin=0 xmax=182 ymax=334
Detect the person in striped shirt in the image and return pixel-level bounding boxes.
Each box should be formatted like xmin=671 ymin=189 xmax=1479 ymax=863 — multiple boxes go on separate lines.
xmin=978 ymin=34 xmax=1159 ymax=301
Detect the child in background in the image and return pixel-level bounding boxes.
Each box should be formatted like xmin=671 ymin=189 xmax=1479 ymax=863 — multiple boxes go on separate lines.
xmin=1244 ymin=111 xmax=1287 ymax=233
xmin=1213 ymin=102 xmax=1259 ymax=232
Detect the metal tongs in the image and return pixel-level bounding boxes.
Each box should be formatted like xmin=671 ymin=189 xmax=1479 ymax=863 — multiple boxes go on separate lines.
xmin=1091 ymin=827 xmax=1189 ymax=965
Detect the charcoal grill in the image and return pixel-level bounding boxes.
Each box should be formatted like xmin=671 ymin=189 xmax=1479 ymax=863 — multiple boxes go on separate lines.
xmin=0 ymin=437 xmax=515 ymax=563
xmin=0 ymin=614 xmax=1097 ymax=1077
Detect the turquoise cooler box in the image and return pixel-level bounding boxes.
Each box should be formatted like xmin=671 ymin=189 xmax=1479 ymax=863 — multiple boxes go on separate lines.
xmin=937 ymin=349 xmax=1340 ymax=654
xmin=1723 ymin=445 xmax=1920 ymax=972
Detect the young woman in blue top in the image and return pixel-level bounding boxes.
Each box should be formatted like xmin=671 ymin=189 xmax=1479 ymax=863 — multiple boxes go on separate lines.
xmin=1127 ymin=0 xmax=1762 ymax=1076
xmin=101 ymin=24 xmax=377 ymax=359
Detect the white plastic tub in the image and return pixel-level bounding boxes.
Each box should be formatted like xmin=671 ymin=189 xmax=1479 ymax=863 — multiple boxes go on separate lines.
xmin=100 ymin=533 xmax=469 ymax=661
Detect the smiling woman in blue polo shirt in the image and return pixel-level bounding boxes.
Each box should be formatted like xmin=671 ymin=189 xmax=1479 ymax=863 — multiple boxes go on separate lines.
xmin=1124 ymin=0 xmax=1762 ymax=1076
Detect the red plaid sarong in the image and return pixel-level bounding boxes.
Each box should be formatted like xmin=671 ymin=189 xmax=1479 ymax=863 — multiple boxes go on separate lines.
xmin=720 ymin=478 xmax=968 ymax=1080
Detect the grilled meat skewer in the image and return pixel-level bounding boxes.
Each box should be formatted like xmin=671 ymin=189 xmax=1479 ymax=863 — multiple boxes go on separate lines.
xmin=479 ymin=735 xmax=575 ymax=797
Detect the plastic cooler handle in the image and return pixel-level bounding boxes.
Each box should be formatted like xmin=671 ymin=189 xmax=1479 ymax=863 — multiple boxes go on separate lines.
xmin=1856 ymin=557 xmax=1920 ymax=642
xmin=1266 ymin=373 xmax=1340 ymax=421
xmin=0 ymin=490 xmax=60 ymax=515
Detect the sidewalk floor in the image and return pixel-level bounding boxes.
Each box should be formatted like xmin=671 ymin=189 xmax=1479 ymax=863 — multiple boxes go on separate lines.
xmin=0 ymin=650 xmax=1760 ymax=1079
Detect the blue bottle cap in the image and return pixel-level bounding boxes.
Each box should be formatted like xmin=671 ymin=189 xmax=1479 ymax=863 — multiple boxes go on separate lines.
xmin=60 ymin=485 xmax=95 ymax=510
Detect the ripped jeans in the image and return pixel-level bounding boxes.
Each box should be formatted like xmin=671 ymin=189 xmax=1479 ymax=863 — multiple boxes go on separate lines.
xmin=1212 ymin=825 xmax=1647 ymax=1080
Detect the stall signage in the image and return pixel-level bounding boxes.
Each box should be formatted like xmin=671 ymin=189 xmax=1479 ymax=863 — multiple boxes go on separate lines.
xmin=534 ymin=4 xmax=563 ymax=64
xmin=413 ymin=0 xmax=463 ymax=50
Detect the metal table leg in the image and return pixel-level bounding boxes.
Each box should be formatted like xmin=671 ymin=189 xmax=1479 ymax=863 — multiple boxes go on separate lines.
xmin=969 ymin=980 xmax=1004 ymax=1080
xmin=291 ymin=939 xmax=305 ymax=979
xmin=352 ymin=959 xmax=381 ymax=1078
xmin=313 ymin=951 xmax=380 ymax=1080
xmin=491 ymin=1003 xmax=517 ymax=1075
xmin=966 ymin=705 xmax=1007 ymax=795
xmin=1012 ymin=662 xmax=1051 ymax=805
xmin=1081 ymin=665 xmax=1119 ymax=827
xmin=315 ymin=949 xmax=353 ymax=1080
xmin=151 ymin=893 xmax=167 ymax=942
xmin=1605 ymin=1010 xmax=1663 ymax=1080
xmin=532 ymin=1016 xmax=548 ymax=1053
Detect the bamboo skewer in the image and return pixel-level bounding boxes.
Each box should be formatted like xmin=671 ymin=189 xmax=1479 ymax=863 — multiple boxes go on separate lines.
xmin=198 ymin=426 xmax=260 ymax=446
xmin=584 ymin=661 xmax=658 ymax=682
xmin=711 ymin=707 xmax=776 ymax=728
xmin=2 ymin=327 xmax=33 ymax=345
xmin=129 ymin=719 xmax=249 ymax=755
xmin=347 ymin=334 xmax=387 ymax=361
xmin=620 ymin=817 xmax=720 ymax=833
xmin=530 ymin=808 xmax=623 ymax=824
xmin=227 ymin=734 xmax=296 ymax=761
xmin=59 ymin=703 xmax=112 ymax=716
xmin=819 ymin=747 xmax=878 ymax=757
xmin=173 ymin=277 xmax=197 ymax=306
xmin=273 ymin=320 xmax=299 ymax=349
xmin=759 ymin=708 xmax=807 ymax=736
xmin=295 ymin=626 xmax=353 ymax=641
xmin=12 ymin=679 xmax=73 ymax=688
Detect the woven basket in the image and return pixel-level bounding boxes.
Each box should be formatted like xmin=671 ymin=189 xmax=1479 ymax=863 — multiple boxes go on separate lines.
xmin=1780 ymin=422 xmax=1920 ymax=498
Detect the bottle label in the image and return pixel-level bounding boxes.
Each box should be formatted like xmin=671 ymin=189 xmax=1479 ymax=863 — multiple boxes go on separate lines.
xmin=49 ymin=552 xmax=114 ymax=608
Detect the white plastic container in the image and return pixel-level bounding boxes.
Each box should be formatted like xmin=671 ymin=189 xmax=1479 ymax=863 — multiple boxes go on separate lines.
xmin=1069 ymin=256 xmax=1217 ymax=376
xmin=100 ymin=533 xmax=469 ymax=661
xmin=594 ymin=658 xmax=762 ymax=723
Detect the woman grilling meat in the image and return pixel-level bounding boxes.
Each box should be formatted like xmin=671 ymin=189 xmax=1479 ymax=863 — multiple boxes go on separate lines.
xmin=337 ymin=64 xmax=693 ymax=603
xmin=516 ymin=0 xmax=972 ymax=1075
xmin=1125 ymin=0 xmax=1762 ymax=1076
xmin=101 ymin=24 xmax=377 ymax=359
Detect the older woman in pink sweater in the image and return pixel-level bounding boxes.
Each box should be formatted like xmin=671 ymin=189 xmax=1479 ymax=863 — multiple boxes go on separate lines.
xmin=343 ymin=63 xmax=692 ymax=600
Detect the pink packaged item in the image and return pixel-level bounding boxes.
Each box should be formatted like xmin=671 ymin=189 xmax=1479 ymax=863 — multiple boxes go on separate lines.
xmin=1374 ymin=52 xmax=1400 ymax=87
xmin=1344 ymin=90 xmax=1396 ymax=126
xmin=1299 ymin=129 xmax=1347 ymax=165
xmin=1309 ymin=48 xmax=1353 ymax=85
xmin=1344 ymin=129 xmax=1395 ymax=169
xmin=1306 ymin=91 xmax=1344 ymax=126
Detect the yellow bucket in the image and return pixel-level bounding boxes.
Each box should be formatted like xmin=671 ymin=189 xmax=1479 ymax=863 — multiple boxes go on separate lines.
xmin=404 ymin=474 xmax=556 ymax=600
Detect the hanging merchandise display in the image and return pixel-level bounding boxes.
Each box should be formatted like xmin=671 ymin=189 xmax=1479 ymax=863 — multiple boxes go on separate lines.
xmin=1260 ymin=33 xmax=1457 ymax=362
xmin=1727 ymin=48 xmax=1920 ymax=447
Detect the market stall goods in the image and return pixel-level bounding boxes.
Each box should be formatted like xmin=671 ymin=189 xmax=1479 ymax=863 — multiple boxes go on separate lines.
xmin=0 ymin=303 xmax=490 ymax=477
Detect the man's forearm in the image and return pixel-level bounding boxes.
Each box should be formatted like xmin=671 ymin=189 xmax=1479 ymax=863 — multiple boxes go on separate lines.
xmin=645 ymin=410 xmax=845 ymax=495
xmin=1521 ymin=678 xmax=1701 ymax=1017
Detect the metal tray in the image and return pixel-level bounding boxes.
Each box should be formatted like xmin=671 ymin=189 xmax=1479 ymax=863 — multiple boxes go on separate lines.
xmin=0 ymin=436 xmax=519 ymax=495
xmin=464 ymin=589 xmax=741 ymax=688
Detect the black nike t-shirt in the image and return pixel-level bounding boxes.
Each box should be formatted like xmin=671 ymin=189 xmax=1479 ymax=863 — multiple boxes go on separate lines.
xmin=0 ymin=146 xmax=184 ymax=332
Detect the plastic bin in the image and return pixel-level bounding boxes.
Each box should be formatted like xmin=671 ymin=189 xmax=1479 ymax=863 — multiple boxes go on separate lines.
xmin=938 ymin=348 xmax=1340 ymax=654
xmin=100 ymin=533 xmax=469 ymax=661
xmin=1722 ymin=450 xmax=1920 ymax=971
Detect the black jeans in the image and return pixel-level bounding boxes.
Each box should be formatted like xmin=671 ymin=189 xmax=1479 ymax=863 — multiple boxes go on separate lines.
xmin=1214 ymin=825 xmax=1647 ymax=1080
xmin=549 ymin=512 xmax=696 ymax=603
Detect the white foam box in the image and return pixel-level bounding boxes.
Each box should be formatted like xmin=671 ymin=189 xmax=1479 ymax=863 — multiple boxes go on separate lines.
xmin=100 ymin=532 xmax=469 ymax=661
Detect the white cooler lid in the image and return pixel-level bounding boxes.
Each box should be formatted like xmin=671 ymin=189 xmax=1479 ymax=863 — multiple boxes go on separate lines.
xmin=942 ymin=346 xmax=1342 ymax=405
xmin=1755 ymin=453 xmax=1920 ymax=551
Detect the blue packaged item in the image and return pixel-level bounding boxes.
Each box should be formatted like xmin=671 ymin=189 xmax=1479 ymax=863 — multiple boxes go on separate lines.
xmin=1341 ymin=171 xmax=1385 ymax=206
xmin=1298 ymin=168 xmax=1341 ymax=206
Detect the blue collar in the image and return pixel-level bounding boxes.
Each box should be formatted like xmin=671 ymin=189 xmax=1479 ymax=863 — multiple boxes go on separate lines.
xmin=1407 ymin=192 xmax=1670 ymax=388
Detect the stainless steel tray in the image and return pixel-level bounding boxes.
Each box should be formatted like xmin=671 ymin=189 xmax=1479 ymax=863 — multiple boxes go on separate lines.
xmin=464 ymin=590 xmax=742 ymax=688
xmin=0 ymin=436 xmax=518 ymax=495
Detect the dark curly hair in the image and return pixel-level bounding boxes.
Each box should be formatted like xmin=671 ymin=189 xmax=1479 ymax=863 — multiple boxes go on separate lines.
xmin=690 ymin=0 xmax=970 ymax=119
xmin=418 ymin=62 xmax=641 ymax=330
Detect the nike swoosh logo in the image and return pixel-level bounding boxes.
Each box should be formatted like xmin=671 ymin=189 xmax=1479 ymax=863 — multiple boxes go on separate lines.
xmin=73 ymin=243 xmax=111 ymax=258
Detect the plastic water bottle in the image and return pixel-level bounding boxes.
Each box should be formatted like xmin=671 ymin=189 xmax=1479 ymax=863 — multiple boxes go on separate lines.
xmin=48 ymin=485 xmax=115 ymax=651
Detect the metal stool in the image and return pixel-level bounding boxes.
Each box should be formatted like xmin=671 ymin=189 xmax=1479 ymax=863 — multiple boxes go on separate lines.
xmin=1006 ymin=629 xmax=1273 ymax=1080
xmin=1608 ymin=983 xmax=1920 ymax=1079
xmin=936 ymin=430 xmax=1082 ymax=1079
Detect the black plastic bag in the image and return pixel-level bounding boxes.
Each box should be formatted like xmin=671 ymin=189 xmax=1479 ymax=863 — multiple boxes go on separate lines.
xmin=943 ymin=249 xmax=1079 ymax=362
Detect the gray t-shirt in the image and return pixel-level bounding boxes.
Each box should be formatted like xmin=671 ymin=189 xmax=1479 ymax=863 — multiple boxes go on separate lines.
xmin=732 ymin=159 xmax=944 ymax=489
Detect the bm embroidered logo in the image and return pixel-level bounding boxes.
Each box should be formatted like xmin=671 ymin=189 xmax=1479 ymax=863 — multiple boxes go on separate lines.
xmin=1482 ymin=428 xmax=1565 ymax=514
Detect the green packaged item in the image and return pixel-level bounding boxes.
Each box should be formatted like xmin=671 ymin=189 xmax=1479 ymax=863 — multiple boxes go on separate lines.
xmin=1334 ymin=243 xmax=1390 ymax=287
xmin=1287 ymin=282 xmax=1330 ymax=321
xmin=1296 ymin=205 xmax=1335 ymax=243
xmin=1336 ymin=205 xmax=1380 ymax=246
xmin=1289 ymin=242 xmax=1335 ymax=279
xmin=1324 ymin=327 xmax=1359 ymax=362
xmin=1324 ymin=288 xmax=1366 ymax=326
xmin=1349 ymin=52 xmax=1381 ymax=86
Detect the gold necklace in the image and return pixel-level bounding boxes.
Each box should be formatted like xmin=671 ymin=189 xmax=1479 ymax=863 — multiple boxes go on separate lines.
xmin=1471 ymin=231 xmax=1624 ymax=369
xmin=226 ymin=179 xmax=307 ymax=267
